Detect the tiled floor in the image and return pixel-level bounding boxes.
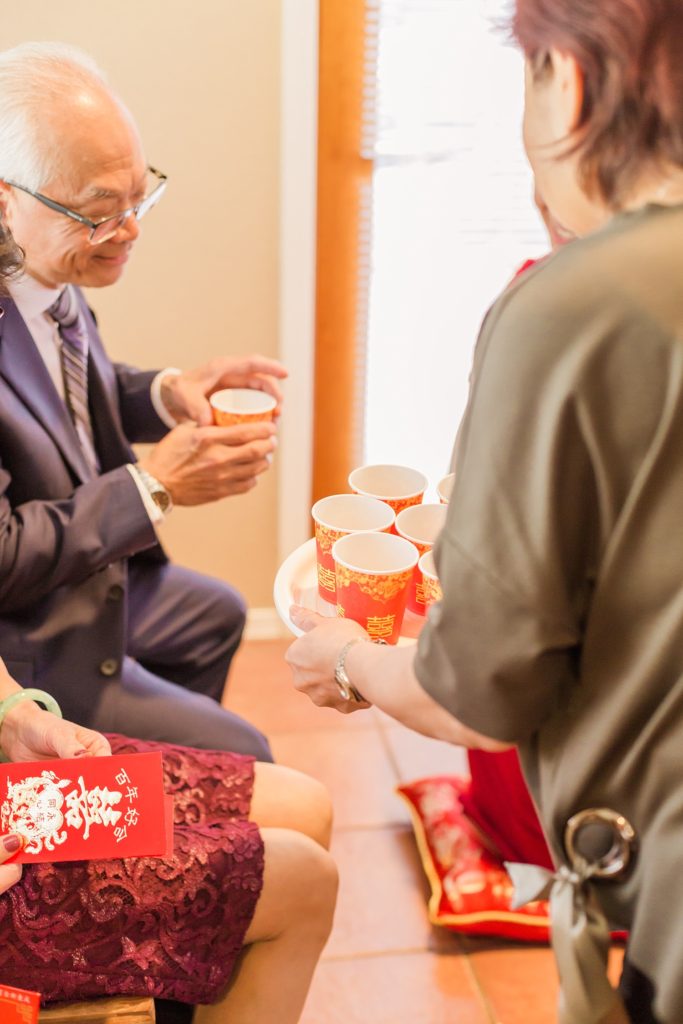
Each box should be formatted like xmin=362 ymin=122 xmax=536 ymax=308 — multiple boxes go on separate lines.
xmin=225 ymin=639 xmax=624 ymax=1024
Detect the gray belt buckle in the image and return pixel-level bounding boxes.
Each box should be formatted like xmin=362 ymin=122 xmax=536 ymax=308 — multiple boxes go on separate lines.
xmin=564 ymin=807 xmax=637 ymax=879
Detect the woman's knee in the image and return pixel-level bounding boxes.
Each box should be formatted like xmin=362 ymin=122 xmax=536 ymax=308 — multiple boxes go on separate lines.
xmin=251 ymin=763 xmax=334 ymax=848
xmin=245 ymin=827 xmax=338 ymax=944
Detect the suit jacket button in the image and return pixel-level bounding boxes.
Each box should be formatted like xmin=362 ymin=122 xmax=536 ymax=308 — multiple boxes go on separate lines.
xmin=107 ymin=584 xmax=124 ymax=602
xmin=99 ymin=658 xmax=119 ymax=677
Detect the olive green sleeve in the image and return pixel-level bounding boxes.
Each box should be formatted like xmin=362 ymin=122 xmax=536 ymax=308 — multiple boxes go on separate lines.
xmin=415 ymin=274 xmax=598 ymax=741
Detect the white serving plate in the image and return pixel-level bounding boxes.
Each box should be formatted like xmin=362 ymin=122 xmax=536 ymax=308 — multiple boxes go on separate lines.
xmin=273 ymin=537 xmax=422 ymax=644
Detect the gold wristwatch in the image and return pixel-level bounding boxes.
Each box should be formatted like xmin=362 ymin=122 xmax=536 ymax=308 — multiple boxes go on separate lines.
xmin=136 ymin=467 xmax=173 ymax=514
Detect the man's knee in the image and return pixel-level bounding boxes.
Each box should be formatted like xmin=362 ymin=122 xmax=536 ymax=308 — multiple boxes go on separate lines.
xmin=238 ymin=725 xmax=273 ymax=763
xmin=95 ymin=665 xmax=274 ymax=762
xmin=196 ymin=710 xmax=274 ymax=762
xmin=205 ymin=578 xmax=247 ymax=641
xmin=199 ymin=581 xmax=247 ymax=682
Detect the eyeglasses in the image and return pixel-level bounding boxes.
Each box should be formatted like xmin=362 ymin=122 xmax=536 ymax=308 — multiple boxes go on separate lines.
xmin=4 ymin=166 xmax=168 ymax=245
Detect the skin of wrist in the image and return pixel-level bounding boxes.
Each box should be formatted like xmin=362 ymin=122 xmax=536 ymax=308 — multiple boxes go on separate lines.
xmin=159 ymin=372 xmax=201 ymax=427
xmin=159 ymin=372 xmax=180 ymax=407
xmin=344 ymin=642 xmax=471 ymax=746
xmin=3 ymin=698 xmax=42 ymax=725
xmin=0 ymin=677 xmax=22 ymax=702
xmin=342 ymin=638 xmax=383 ymax=699
xmin=0 ymin=697 xmax=42 ymax=749
xmin=136 ymin=458 xmax=172 ymax=497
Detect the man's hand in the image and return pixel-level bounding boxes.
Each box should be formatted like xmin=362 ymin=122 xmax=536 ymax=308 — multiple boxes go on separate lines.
xmin=160 ymin=355 xmax=288 ymax=426
xmin=139 ymin=420 xmax=277 ymax=505
xmin=285 ymin=608 xmax=372 ymax=714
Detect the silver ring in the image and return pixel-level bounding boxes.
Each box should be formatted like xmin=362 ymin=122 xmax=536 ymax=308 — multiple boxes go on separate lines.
xmin=564 ymin=807 xmax=636 ymax=879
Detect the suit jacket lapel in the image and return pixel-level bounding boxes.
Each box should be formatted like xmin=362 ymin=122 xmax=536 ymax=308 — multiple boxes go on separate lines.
xmin=0 ymin=298 xmax=94 ymax=483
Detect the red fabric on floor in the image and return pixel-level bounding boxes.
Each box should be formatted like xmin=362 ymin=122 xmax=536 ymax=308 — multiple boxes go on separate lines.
xmin=461 ymin=749 xmax=554 ymax=870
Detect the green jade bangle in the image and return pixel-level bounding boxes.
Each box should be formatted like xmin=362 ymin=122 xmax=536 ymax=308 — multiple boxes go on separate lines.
xmin=0 ymin=689 xmax=63 ymax=762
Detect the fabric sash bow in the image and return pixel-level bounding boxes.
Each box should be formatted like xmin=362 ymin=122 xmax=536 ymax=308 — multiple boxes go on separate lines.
xmin=505 ymin=860 xmax=620 ymax=1024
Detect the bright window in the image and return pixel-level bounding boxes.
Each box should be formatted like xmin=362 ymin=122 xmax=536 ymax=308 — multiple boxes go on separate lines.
xmin=363 ymin=0 xmax=548 ymax=495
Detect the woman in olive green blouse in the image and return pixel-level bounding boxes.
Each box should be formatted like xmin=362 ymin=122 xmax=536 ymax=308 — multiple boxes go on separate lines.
xmin=287 ymin=2 xmax=683 ymax=1022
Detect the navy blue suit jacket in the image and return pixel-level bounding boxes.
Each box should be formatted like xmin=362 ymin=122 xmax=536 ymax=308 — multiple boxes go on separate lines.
xmin=0 ymin=288 xmax=169 ymax=721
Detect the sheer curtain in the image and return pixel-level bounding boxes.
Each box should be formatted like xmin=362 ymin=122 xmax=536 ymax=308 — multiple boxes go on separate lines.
xmin=362 ymin=0 xmax=547 ymax=495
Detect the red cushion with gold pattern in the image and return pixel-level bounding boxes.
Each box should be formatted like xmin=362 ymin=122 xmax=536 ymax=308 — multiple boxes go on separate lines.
xmin=397 ymin=775 xmax=551 ymax=941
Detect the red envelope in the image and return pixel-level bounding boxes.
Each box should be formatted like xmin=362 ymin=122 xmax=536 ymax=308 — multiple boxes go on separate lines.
xmin=0 ymin=752 xmax=172 ymax=863
xmin=0 ymin=983 xmax=40 ymax=1024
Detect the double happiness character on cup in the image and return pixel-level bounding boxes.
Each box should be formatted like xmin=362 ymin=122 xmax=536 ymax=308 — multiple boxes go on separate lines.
xmin=395 ymin=503 xmax=448 ymax=615
xmin=348 ymin=464 xmax=427 ymax=516
xmin=332 ymin=532 xmax=418 ymax=644
xmin=418 ymin=550 xmax=443 ymax=611
xmin=311 ymin=494 xmax=395 ymax=603
xmin=210 ymin=387 xmax=277 ymax=426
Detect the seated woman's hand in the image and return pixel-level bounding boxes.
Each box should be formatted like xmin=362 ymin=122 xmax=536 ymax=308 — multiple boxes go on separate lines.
xmin=1 ymin=700 xmax=111 ymax=763
xmin=0 ymin=833 xmax=23 ymax=895
xmin=286 ymin=606 xmax=373 ymax=713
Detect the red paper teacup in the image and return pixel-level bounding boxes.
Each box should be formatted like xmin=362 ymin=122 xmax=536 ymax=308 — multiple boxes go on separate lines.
xmin=436 ymin=472 xmax=455 ymax=505
xmin=312 ymin=494 xmax=395 ymax=602
xmin=348 ymin=464 xmax=428 ymax=515
xmin=210 ymin=388 xmax=277 ymax=426
xmin=419 ymin=550 xmax=443 ymax=610
xmin=332 ymin=531 xmax=419 ymax=644
xmin=395 ymin=503 xmax=447 ymax=615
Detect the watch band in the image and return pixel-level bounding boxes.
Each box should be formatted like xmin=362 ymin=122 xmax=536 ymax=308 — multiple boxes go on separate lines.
xmin=334 ymin=638 xmax=368 ymax=702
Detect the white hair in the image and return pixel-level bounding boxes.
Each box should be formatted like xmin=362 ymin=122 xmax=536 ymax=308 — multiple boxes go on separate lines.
xmin=0 ymin=41 xmax=109 ymax=190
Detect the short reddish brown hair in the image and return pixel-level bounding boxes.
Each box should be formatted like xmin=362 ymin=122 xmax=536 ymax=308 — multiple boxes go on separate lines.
xmin=512 ymin=0 xmax=683 ymax=205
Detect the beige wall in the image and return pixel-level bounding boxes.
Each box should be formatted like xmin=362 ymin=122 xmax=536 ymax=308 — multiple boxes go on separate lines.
xmin=4 ymin=0 xmax=283 ymax=607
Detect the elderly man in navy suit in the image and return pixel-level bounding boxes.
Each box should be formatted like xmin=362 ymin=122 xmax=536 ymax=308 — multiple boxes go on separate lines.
xmin=0 ymin=41 xmax=285 ymax=760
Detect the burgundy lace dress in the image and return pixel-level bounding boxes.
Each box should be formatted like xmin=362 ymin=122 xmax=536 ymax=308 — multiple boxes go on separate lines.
xmin=0 ymin=735 xmax=265 ymax=1006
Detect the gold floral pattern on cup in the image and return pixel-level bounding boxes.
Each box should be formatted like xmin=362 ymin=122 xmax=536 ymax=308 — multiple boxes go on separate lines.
xmin=419 ymin=550 xmax=443 ymax=610
xmin=315 ymin=522 xmax=344 ymax=557
xmin=333 ymin=532 xmax=419 ymax=643
xmin=381 ymin=494 xmax=425 ymax=515
xmin=312 ymin=494 xmax=396 ymax=603
xmin=395 ymin=503 xmax=447 ymax=615
xmin=348 ymin=464 xmax=428 ymax=516
xmin=210 ymin=387 xmax=276 ymax=425
xmin=335 ymin=564 xmax=414 ymax=602
xmin=422 ymin=573 xmax=443 ymax=607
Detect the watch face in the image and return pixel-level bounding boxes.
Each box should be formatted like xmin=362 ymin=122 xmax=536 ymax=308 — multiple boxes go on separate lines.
xmin=152 ymin=489 xmax=170 ymax=512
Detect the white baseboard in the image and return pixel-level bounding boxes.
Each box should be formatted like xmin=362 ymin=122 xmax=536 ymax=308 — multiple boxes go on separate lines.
xmin=245 ymin=606 xmax=291 ymax=641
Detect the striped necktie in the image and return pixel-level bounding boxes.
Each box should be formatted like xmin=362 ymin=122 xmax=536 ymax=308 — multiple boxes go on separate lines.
xmin=48 ymin=285 xmax=99 ymax=471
